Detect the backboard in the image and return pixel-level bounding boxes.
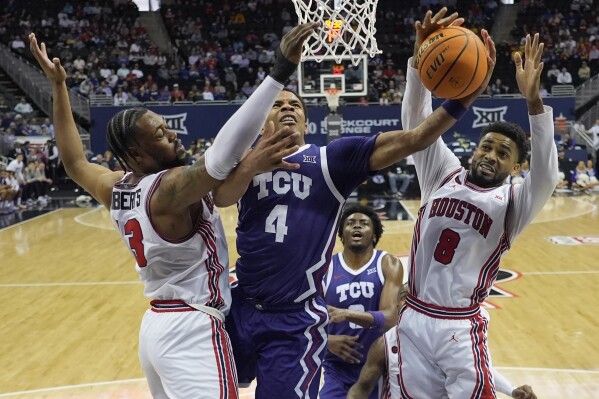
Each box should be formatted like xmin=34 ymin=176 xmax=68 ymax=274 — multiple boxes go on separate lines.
xmin=298 ymin=54 xmax=368 ymax=98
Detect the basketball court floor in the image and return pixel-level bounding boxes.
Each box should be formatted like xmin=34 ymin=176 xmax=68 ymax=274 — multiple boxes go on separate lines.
xmin=1 ymin=195 xmax=598 ymax=398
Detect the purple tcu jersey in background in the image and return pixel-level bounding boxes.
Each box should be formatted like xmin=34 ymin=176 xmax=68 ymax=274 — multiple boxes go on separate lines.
xmin=235 ymin=135 xmax=377 ymax=304
xmin=323 ymin=250 xmax=386 ymax=385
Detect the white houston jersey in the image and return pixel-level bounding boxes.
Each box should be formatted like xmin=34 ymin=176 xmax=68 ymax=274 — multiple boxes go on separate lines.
xmin=110 ymin=171 xmax=231 ymax=313
xmin=409 ymin=168 xmax=514 ymax=308
xmin=382 ymin=325 xmax=400 ymax=399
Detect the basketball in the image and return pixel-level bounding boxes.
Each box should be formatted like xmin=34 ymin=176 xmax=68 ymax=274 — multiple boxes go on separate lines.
xmin=416 ymin=26 xmax=488 ymax=99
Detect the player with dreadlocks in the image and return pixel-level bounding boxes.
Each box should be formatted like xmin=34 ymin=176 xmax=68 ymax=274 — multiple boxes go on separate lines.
xmin=29 ymin=23 xmax=318 ymax=398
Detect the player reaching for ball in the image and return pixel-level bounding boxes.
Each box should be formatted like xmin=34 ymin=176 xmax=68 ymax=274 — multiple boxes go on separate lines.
xmin=397 ymin=8 xmax=558 ymax=398
xmin=213 ymin=9 xmax=495 ymax=398
xmin=29 ymin=23 xmax=319 ymax=399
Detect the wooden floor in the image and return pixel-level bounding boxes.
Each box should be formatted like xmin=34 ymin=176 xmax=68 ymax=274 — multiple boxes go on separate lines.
xmin=1 ymin=196 xmax=599 ymax=398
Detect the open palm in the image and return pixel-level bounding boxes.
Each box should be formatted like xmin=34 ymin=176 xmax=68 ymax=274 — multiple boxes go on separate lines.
xmin=28 ymin=33 xmax=67 ymax=83
xmin=514 ymin=33 xmax=544 ymax=101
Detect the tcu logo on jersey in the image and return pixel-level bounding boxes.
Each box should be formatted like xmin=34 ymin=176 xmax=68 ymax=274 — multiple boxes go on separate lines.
xmin=336 ymin=281 xmax=375 ymax=302
xmin=253 ymin=171 xmax=313 ymax=200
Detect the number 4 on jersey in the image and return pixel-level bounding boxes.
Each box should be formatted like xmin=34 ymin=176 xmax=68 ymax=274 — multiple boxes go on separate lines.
xmin=265 ymin=205 xmax=289 ymax=243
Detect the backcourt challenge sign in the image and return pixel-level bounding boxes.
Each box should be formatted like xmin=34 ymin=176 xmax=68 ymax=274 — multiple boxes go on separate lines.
xmin=547 ymin=236 xmax=599 ymax=245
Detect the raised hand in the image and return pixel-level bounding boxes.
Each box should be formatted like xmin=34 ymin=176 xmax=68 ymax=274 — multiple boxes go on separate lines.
xmin=278 ymin=22 xmax=320 ymax=65
xmin=514 ymin=33 xmax=544 ymax=104
xmin=240 ymin=121 xmax=300 ymax=174
xmin=412 ymin=8 xmax=464 ymax=65
xmin=28 ymin=33 xmax=66 ymax=84
xmin=327 ymin=334 xmax=364 ymax=364
xmin=460 ymin=29 xmax=497 ymax=107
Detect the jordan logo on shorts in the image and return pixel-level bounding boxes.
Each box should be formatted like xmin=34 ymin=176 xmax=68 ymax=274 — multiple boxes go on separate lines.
xmin=449 ymin=332 xmax=458 ymax=343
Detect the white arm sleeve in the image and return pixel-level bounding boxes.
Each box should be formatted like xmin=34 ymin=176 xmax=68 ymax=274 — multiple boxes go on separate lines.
xmin=493 ymin=368 xmax=516 ymax=396
xmin=402 ymin=59 xmax=461 ymax=205
xmin=203 ymin=76 xmax=283 ymax=180
xmin=508 ymin=106 xmax=559 ymax=243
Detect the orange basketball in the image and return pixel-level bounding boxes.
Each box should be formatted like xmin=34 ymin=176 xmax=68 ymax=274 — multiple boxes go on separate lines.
xmin=415 ymin=26 xmax=488 ymax=99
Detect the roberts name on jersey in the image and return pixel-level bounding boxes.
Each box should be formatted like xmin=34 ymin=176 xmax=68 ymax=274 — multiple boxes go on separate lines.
xmin=111 ymin=188 xmax=141 ymax=210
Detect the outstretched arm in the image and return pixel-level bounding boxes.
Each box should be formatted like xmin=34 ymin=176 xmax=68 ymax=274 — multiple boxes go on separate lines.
xmin=29 ymin=33 xmax=122 ymax=208
xmin=347 ymin=336 xmax=386 ymax=399
xmin=397 ymin=10 xmax=496 ymax=204
xmin=509 ymin=34 xmax=559 ymax=242
xmin=369 ymin=9 xmax=496 ymax=170
xmin=213 ymin=123 xmax=301 ymax=208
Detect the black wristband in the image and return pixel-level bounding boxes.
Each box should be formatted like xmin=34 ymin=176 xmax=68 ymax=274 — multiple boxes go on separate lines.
xmin=270 ymin=48 xmax=298 ymax=85
xmin=441 ymin=99 xmax=468 ymax=120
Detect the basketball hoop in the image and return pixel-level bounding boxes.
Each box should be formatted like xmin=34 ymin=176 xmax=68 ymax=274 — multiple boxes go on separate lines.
xmin=292 ymin=0 xmax=382 ymax=65
xmin=324 ymin=86 xmax=341 ymax=113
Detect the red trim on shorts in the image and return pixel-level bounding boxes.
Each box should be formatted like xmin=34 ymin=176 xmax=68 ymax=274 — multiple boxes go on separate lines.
xmin=397 ymin=307 xmax=416 ymax=399
xmin=150 ymin=299 xmax=197 ymax=312
xmin=216 ymin=319 xmax=239 ymax=399
xmin=210 ymin=318 xmax=226 ymax=399
xmin=406 ymin=294 xmax=480 ymax=319
xmin=468 ymin=314 xmax=496 ymax=399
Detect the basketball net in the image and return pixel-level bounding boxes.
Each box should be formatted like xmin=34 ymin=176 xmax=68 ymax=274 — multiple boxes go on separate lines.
xmin=292 ymin=0 xmax=381 ymax=65
xmin=324 ymin=87 xmax=341 ymax=112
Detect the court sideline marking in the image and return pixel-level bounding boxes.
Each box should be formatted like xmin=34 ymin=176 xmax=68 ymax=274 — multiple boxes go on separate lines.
xmin=73 ymin=207 xmax=114 ymax=230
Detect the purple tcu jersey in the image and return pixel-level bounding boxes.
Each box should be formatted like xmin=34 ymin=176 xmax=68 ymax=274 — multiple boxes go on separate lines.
xmin=322 ymin=250 xmax=386 ymax=384
xmin=235 ymin=135 xmax=377 ymax=303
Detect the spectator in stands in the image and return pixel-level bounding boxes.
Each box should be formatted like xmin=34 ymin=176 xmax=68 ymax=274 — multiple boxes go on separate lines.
xmin=491 ymin=78 xmax=509 ymax=94
xmin=557 ymin=67 xmax=573 ymax=84
xmin=0 ymin=168 xmax=18 ymax=214
xmin=556 ymin=148 xmax=572 ymax=189
xmin=41 ymin=118 xmax=54 ymax=137
xmin=113 ymin=87 xmax=128 ymax=106
xmin=578 ymin=61 xmax=591 ymax=82
xmin=10 ymin=35 xmax=25 ymax=53
xmin=6 ymin=154 xmax=26 ymax=209
xmin=34 ymin=162 xmax=52 ymax=202
xmin=116 ymin=63 xmax=131 ymax=80
xmin=157 ymin=85 xmax=171 ymax=102
xmin=92 ymin=153 xmax=110 ymax=169
xmin=561 ymin=133 xmax=575 ymax=149
xmin=510 ymin=157 xmax=530 ymax=184
xmin=104 ymin=150 xmax=116 ymax=171
xmin=386 ymin=160 xmax=412 ymax=199
xmin=8 ymin=141 xmax=27 ymax=162
xmin=573 ymin=160 xmax=598 ymax=191
xmin=201 ymin=85 xmax=215 ymax=101
xmin=79 ymin=77 xmax=94 ymax=96
xmin=546 ymin=64 xmax=560 ymax=84
xmin=170 ymin=84 xmax=185 ymax=102
xmin=13 ymin=97 xmax=33 ymax=116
